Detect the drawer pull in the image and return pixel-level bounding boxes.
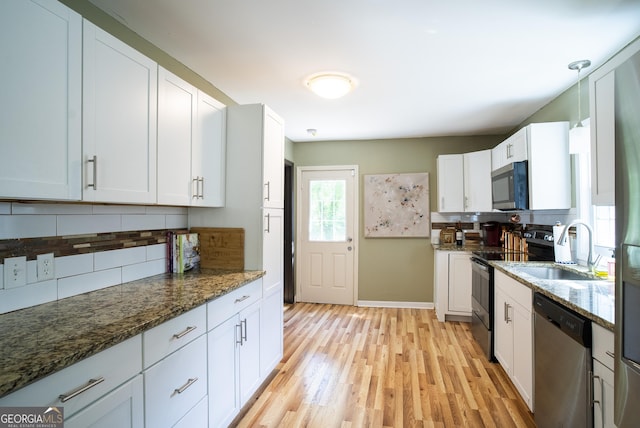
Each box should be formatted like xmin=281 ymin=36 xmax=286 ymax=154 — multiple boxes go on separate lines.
xmin=173 ymin=325 xmax=197 ymax=339
xmin=174 ymin=377 xmax=198 ymax=395
xmin=605 ymin=351 xmax=615 ymax=359
xmin=59 ymin=377 xmax=105 ymax=402
xmin=235 ymin=295 xmax=250 ymax=304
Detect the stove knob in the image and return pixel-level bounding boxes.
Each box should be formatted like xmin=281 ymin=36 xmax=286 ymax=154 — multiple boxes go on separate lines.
xmin=523 ymin=232 xmax=532 ymax=238
xmin=544 ymin=235 xmax=554 ymax=241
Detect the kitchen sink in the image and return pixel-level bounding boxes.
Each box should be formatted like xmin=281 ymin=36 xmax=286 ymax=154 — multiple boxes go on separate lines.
xmin=516 ymin=265 xmax=595 ymax=281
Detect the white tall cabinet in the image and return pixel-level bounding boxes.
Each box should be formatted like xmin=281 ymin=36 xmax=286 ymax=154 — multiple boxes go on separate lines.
xmin=189 ymin=103 xmax=285 ymax=388
xmin=82 ymin=20 xmax=158 ymax=204
xmin=0 ymin=0 xmax=82 ymax=200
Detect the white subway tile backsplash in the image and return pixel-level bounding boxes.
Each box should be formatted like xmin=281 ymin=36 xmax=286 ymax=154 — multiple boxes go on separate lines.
xmin=92 ymin=204 xmax=147 ymax=215
xmin=166 ymin=214 xmax=188 ymax=229
xmin=0 ymin=264 xmax=3 ymax=289
xmin=0 ymin=203 xmax=10 ymax=215
xmin=122 ymin=214 xmax=166 ymax=231
xmin=11 ymin=203 xmax=92 ymax=215
xmin=0 ymin=280 xmax=57 ymax=314
xmin=146 ymin=244 xmax=166 ymax=261
xmin=58 ymin=268 xmax=122 ymax=299
xmin=95 ymin=247 xmax=146 ymax=271
xmin=57 ymin=214 xmax=121 ymax=236
xmin=56 ymin=254 xmax=94 ymax=278
xmin=122 ymin=259 xmax=165 ymax=283
xmin=146 ymin=206 xmax=188 ymax=215
xmin=0 ymin=215 xmax=57 ymax=239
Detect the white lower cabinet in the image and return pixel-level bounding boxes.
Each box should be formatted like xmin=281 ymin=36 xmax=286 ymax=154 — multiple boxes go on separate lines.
xmin=65 ymin=375 xmax=144 ymax=428
xmin=144 ymin=335 xmax=208 ymax=428
xmin=434 ymin=250 xmax=472 ymax=321
xmin=208 ymin=279 xmax=263 ymax=428
xmin=494 ymin=270 xmax=533 ymax=411
xmin=592 ymin=323 xmax=616 ymax=428
xmin=260 ymin=285 xmax=284 ymax=378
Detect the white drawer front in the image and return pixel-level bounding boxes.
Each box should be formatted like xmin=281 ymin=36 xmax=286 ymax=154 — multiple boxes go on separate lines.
xmin=0 ymin=335 xmax=142 ymax=419
xmin=144 ymin=334 xmax=207 ymax=428
xmin=592 ymin=323 xmax=615 ymax=370
xmin=173 ymin=395 xmax=208 ymax=428
xmin=143 ymin=304 xmax=206 ymax=368
xmin=208 ymin=279 xmax=262 ymax=330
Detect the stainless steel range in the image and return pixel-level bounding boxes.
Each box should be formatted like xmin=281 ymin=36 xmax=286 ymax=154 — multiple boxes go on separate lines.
xmin=470 ymin=229 xmax=555 ymax=361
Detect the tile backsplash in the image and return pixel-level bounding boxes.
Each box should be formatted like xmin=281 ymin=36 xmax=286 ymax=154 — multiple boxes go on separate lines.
xmin=0 ymin=202 xmax=188 ymax=314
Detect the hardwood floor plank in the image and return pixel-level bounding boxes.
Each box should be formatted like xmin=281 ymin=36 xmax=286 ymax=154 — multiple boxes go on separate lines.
xmin=236 ymin=303 xmax=535 ymax=427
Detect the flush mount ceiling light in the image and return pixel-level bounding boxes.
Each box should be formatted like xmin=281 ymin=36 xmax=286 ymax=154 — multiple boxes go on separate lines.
xmin=305 ymin=72 xmax=355 ymax=99
xmin=568 ymin=59 xmax=591 ymax=154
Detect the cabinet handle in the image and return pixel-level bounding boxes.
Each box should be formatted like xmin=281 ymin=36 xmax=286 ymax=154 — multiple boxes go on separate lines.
xmin=172 ymin=325 xmax=197 ymax=340
xmin=504 ymin=302 xmax=511 ymax=323
xmin=87 ymin=156 xmax=97 ymax=189
xmin=605 ymin=351 xmax=615 ymax=359
xmin=241 ymin=318 xmax=248 ymax=343
xmin=464 ymin=196 xmax=468 ymax=210
xmin=192 ymin=177 xmax=199 ymax=199
xmin=59 ymin=377 xmax=105 ymax=402
xmin=234 ymin=295 xmax=250 ymax=304
xmin=174 ymin=377 xmax=198 ymax=395
xmin=235 ymin=323 xmax=243 ymax=345
xmin=264 ymin=181 xmax=271 ymax=201
xmin=199 ymin=177 xmax=205 ymax=199
xmin=441 ymin=197 xmax=445 ymax=210
xmin=264 ymin=213 xmax=271 ymax=233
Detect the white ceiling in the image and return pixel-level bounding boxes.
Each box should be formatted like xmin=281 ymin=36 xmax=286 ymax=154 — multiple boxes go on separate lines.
xmin=89 ymin=0 xmax=640 ymax=142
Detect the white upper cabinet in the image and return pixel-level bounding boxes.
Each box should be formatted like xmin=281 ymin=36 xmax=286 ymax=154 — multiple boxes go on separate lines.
xmin=0 ymin=0 xmax=82 ymax=200
xmin=437 ymin=150 xmax=491 ymax=213
xmin=157 ymin=67 xmax=226 ymax=207
xmin=82 ymin=20 xmax=158 ymax=204
xmin=157 ymin=67 xmax=197 ymax=206
xmin=437 ymin=154 xmax=464 ymax=212
xmin=463 ymin=149 xmax=492 ymax=212
xmin=192 ymin=90 xmax=226 ymax=207
xmin=589 ymin=38 xmax=640 ymax=206
xmin=492 ymin=127 xmax=528 ymax=171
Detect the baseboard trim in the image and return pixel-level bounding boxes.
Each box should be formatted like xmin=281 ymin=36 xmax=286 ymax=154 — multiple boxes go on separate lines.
xmin=357 ymin=300 xmax=434 ymax=309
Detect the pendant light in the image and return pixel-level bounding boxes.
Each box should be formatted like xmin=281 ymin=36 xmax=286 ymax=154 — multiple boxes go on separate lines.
xmin=567 ymin=59 xmax=591 ymax=154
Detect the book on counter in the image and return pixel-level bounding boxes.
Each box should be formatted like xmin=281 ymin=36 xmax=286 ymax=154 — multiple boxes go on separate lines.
xmin=166 ymin=231 xmax=200 ymax=273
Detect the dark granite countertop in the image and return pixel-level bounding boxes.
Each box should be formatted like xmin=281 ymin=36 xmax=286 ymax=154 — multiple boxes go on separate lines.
xmin=491 ymin=261 xmax=614 ymax=331
xmin=0 ymin=269 xmax=264 ymax=398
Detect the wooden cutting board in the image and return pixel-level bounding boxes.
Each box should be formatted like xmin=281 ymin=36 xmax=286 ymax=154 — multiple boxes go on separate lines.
xmin=190 ymin=227 xmax=244 ymax=270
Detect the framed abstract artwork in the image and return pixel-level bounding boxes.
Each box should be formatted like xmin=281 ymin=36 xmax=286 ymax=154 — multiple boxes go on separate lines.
xmin=364 ymin=173 xmax=430 ymax=238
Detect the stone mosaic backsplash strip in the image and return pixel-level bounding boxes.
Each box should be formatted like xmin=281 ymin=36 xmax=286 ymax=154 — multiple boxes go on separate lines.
xmin=0 ymin=229 xmax=184 ymax=261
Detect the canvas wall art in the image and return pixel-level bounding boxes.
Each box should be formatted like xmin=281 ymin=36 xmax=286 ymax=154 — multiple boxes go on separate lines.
xmin=364 ymin=173 xmax=430 ymax=238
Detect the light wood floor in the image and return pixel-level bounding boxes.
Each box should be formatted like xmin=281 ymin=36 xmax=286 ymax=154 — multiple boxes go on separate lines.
xmin=236 ymin=303 xmax=536 ymax=428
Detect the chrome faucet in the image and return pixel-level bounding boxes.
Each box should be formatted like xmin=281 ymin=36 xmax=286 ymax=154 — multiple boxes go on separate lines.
xmin=557 ymin=220 xmax=595 ymax=270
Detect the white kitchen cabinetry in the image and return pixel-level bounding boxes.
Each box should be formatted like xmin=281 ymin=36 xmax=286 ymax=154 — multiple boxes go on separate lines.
xmin=592 ymin=323 xmax=615 ymax=428
xmin=494 ymin=270 xmax=533 ymax=411
xmin=463 ymin=150 xmax=492 ymax=212
xmin=0 ymin=335 xmax=142 ymax=421
xmin=437 ymin=155 xmax=464 ymax=212
xmin=65 ymin=375 xmax=143 ymax=428
xmin=434 ymin=250 xmax=472 ymax=321
xmin=491 ymin=128 xmax=528 ymax=170
xmin=82 ymin=19 xmax=157 ymax=204
xmin=492 ymin=122 xmax=570 ymax=210
xmin=437 ymin=150 xmax=491 ymax=213
xmin=0 ymin=0 xmax=82 ymax=200
xmin=144 ymin=335 xmax=208 ymax=428
xmin=588 ymin=38 xmax=640 ymax=206
xmin=157 ymin=67 xmax=226 ymax=207
xmin=208 ymin=279 xmax=263 ymax=428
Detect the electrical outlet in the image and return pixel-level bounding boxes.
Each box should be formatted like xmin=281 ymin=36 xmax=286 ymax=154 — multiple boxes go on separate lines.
xmin=4 ymin=256 xmax=27 ymax=288
xmin=37 ymin=253 xmax=55 ymax=281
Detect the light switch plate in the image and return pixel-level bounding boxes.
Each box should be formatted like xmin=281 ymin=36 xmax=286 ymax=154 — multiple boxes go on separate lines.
xmin=4 ymin=256 xmax=27 ymax=288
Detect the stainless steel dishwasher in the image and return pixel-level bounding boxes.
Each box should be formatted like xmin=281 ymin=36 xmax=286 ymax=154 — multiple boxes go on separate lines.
xmin=534 ymin=292 xmax=592 ymax=428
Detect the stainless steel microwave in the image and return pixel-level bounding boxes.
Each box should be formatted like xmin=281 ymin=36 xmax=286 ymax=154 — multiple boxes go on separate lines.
xmin=491 ymin=161 xmax=528 ymax=210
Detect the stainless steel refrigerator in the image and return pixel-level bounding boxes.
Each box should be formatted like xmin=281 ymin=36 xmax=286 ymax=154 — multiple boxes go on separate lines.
xmin=615 ymin=47 xmax=640 ymax=427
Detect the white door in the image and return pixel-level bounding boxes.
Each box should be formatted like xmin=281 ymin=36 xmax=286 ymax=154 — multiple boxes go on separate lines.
xmin=297 ymin=166 xmax=358 ymax=305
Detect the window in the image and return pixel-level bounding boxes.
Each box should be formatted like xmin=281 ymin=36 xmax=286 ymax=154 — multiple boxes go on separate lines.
xmin=309 ymin=180 xmax=346 ymax=241
xmin=594 ymin=205 xmax=615 ymax=248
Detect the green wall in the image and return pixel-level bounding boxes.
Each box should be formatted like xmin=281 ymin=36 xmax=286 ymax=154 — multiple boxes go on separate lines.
xmin=292 ymin=136 xmax=501 ymax=302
